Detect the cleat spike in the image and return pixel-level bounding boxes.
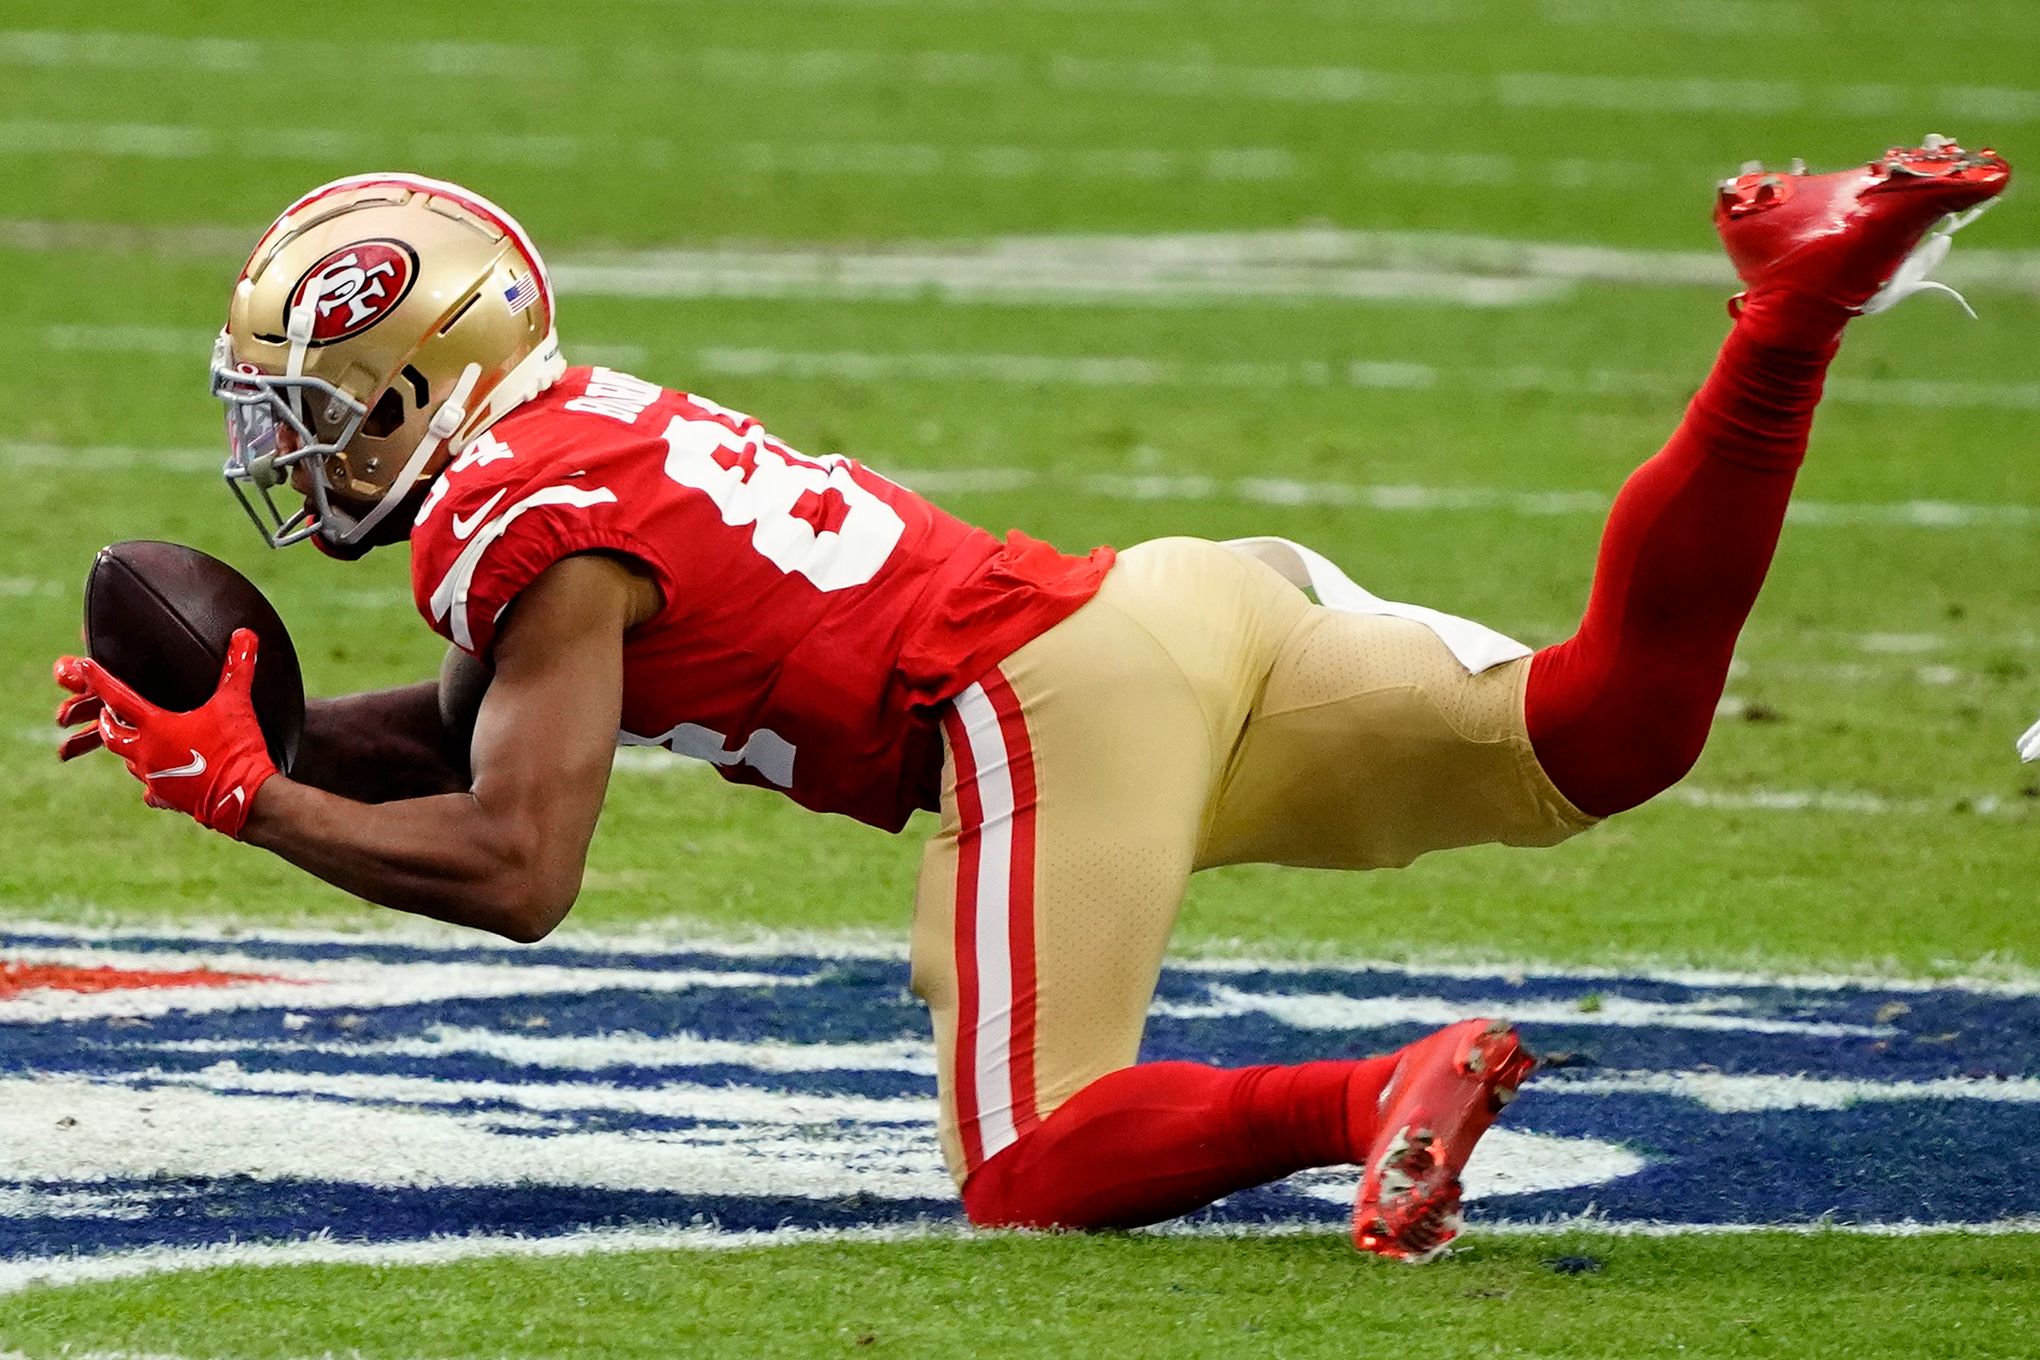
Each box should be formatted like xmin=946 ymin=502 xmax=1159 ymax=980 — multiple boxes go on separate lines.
xmin=1715 ymin=136 xmax=2009 ymax=317
xmin=1740 ymin=159 xmax=1764 ymax=174
xmin=1790 ymin=157 xmax=1807 ymax=176
xmin=1354 ymin=1021 xmax=1529 ymax=1263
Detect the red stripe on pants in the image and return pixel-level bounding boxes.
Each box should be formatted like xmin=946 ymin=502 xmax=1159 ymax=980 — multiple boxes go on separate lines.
xmin=980 ymin=670 xmax=1041 ymax=1143
xmin=941 ymin=701 xmax=988 ymax=1171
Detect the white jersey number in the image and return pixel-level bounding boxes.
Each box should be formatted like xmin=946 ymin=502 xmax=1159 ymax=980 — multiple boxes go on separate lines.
xmin=660 ymin=404 xmax=905 ymax=593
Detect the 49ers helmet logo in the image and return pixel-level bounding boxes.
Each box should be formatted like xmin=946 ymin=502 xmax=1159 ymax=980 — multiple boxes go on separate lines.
xmin=285 ymin=239 xmax=420 ymax=345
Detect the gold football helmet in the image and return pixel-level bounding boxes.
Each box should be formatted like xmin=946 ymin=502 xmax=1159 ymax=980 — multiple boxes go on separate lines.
xmin=212 ymin=172 xmax=565 ymax=550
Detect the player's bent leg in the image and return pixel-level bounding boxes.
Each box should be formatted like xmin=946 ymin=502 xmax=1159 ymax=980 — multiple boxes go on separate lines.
xmin=1527 ymin=138 xmax=2011 ymax=818
xmin=1199 ymin=608 xmax=1595 ymax=874
xmin=911 ymin=541 xmax=1247 ymax=1184
xmin=962 ymin=1017 xmax=1537 ymax=1264
xmin=961 ymin=1056 xmax=1397 ymax=1230
xmin=1521 ymin=319 xmax=1821 ymax=817
xmin=914 ymin=539 xmax=1527 ymax=1243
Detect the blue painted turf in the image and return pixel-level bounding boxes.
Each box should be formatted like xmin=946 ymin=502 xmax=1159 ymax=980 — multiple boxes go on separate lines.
xmin=4 ymin=928 xmax=2034 ymax=1270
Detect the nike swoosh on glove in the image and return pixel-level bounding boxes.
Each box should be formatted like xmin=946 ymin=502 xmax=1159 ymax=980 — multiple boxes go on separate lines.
xmin=54 ymin=629 xmax=279 ymax=838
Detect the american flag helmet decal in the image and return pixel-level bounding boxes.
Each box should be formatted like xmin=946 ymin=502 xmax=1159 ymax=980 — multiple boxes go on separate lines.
xmin=504 ymin=273 xmax=539 ymax=315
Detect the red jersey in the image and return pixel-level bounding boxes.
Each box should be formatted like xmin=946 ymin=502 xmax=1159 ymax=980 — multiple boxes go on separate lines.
xmin=408 ymin=367 xmax=1113 ymax=831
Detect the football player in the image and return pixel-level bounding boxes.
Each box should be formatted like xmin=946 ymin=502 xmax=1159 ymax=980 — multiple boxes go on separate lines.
xmin=53 ymin=140 xmax=2010 ymax=1260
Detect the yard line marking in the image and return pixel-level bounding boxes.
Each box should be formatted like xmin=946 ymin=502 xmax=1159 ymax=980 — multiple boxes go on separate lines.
xmin=1149 ymin=986 xmax=1897 ymax=1037
xmin=0 ymin=128 xmax=1778 ymax=192
xmin=885 ymin=466 xmax=2040 ymax=531
xmin=3 ymin=1215 xmax=2036 ymax=1302
xmin=0 ymin=118 xmax=578 ymax=167
xmin=9 ymin=34 xmax=2032 ymax=122
xmin=0 ymin=1222 xmax=955 ymax=1300
xmin=0 ymin=219 xmax=249 ymax=254
xmin=0 ymin=442 xmax=216 ymax=470
xmin=13 ymin=919 xmax=2040 ymax=994
xmin=0 ymin=30 xmax=550 ymax=77
xmin=688 ymin=344 xmax=2040 ymax=412
xmin=147 ymin=1025 xmax=940 ymax=1075
xmin=1548 ymin=1069 xmax=2040 ymax=1112
xmin=6 ymin=437 xmax=2033 ymax=532
xmin=13 ymin=223 xmax=2040 ymax=304
xmin=1536 ymin=0 xmax=1810 ymax=32
xmin=550 ymin=251 xmax=1566 ymax=308
xmin=88 ymin=1065 xmax=934 ymax=1125
xmin=38 ymin=327 xmax=2040 ymax=414
xmin=600 ymin=737 xmax=2034 ymax=814
xmin=1661 ymin=786 xmax=2032 ymax=819
xmin=0 ymin=120 xmax=1712 ymax=190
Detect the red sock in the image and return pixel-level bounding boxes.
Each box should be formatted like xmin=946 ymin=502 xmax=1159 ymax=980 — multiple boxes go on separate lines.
xmin=1525 ymin=292 xmax=1849 ymax=817
xmin=961 ymin=1055 xmax=1400 ymax=1230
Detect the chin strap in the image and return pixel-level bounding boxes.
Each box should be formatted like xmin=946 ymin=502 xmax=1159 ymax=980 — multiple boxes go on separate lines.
xmin=1860 ymin=200 xmax=1999 ymax=317
xmin=282 ymin=303 xmax=317 ymax=423
xmin=329 ymin=362 xmax=481 ymax=547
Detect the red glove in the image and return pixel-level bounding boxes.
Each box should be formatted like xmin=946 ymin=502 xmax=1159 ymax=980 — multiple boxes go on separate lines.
xmin=53 ymin=629 xmax=279 ymax=838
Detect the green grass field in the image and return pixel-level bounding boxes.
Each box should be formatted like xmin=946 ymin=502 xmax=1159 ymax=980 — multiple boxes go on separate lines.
xmin=3 ymin=0 xmax=2038 ymax=1354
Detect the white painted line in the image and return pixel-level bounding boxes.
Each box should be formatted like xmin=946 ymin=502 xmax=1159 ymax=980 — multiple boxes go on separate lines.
xmin=1151 ymin=985 xmax=1896 ymax=1037
xmin=13 ymin=224 xmax=2040 ymax=307
xmin=0 ymin=1222 xmax=957 ymax=1301
xmin=41 ymin=325 xmax=2040 ymax=414
xmin=884 ymin=465 xmax=2040 ymax=531
xmin=1547 ymin=1069 xmax=2040 ymax=1112
xmin=3 ymin=1213 xmax=2036 ymax=1302
xmin=3 ymin=439 xmax=2034 ymax=538
xmin=1537 ymin=0 xmax=1809 ymax=33
xmin=0 ymin=30 xmax=549 ymax=77
xmin=0 ymin=120 xmax=1689 ymax=195
xmin=1660 ymin=785 xmax=2032 ymax=819
xmin=599 ymin=731 xmax=2031 ymax=817
xmin=91 ymin=1063 xmax=933 ymax=1126
xmin=0 ymin=119 xmax=578 ymax=168
xmin=9 ymin=32 xmax=2034 ymax=121
xmin=1474 ymin=1216 xmax=2040 ymax=1239
xmin=9 ymin=918 xmax=2040 ymax=995
xmin=0 ymin=441 xmax=215 ymax=470
xmin=552 ymin=251 xmax=1565 ymax=308
xmin=146 ymin=1025 xmax=940 ymax=1075
xmin=687 ymin=343 xmax=2040 ymax=412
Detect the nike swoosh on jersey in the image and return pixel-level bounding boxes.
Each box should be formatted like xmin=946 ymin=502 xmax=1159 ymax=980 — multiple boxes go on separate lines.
xmin=451 ymin=489 xmax=509 ymax=541
xmin=147 ymin=749 xmax=207 ymax=780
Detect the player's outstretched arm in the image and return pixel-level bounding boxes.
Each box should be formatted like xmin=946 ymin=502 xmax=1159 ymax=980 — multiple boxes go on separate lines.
xmin=239 ymin=554 xmax=653 ymax=940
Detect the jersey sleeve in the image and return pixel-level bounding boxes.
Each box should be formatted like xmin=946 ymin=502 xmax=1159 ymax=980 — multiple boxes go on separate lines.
xmin=419 ymin=482 xmax=670 ymax=659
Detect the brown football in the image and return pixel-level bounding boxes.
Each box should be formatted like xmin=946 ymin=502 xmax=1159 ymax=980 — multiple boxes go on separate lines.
xmin=83 ymin=540 xmax=305 ymax=774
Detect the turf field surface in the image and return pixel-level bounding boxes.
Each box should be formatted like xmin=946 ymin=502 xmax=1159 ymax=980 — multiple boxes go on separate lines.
xmin=2 ymin=0 xmax=2038 ymax=1354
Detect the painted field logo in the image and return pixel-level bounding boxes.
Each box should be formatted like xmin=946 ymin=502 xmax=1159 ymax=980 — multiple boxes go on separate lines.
xmin=3 ymin=925 xmax=2038 ymax=1290
xmin=285 ymin=239 xmax=418 ymax=344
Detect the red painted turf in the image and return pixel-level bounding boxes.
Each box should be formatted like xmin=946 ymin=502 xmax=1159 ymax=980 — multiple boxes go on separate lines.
xmin=0 ymin=960 xmax=284 ymax=998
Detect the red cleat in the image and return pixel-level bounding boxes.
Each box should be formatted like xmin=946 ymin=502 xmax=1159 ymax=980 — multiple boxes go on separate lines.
xmin=1354 ymin=1018 xmax=1535 ymax=1264
xmin=1715 ymin=135 xmax=2010 ymax=317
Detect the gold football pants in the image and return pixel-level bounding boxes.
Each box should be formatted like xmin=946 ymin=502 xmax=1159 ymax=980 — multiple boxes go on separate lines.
xmin=910 ymin=537 xmax=1596 ymax=1182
